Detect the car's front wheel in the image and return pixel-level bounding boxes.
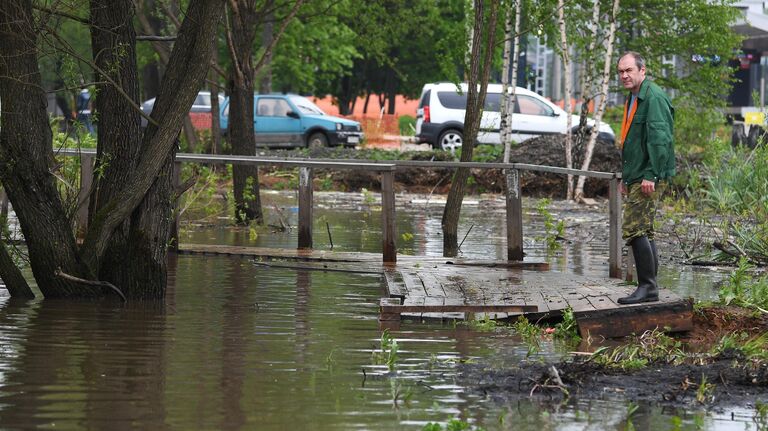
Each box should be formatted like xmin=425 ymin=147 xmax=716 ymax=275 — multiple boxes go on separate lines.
xmin=307 ymin=132 xmax=328 ymax=149
xmin=437 ymin=129 xmax=463 ymax=152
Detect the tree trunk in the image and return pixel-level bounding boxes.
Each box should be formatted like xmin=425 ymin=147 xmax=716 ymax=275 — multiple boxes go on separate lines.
xmin=575 ymin=0 xmax=620 ymax=201
xmin=0 ymin=0 xmax=99 ymax=298
xmin=226 ymin=0 xmax=263 ymax=225
xmin=557 ymin=0 xmax=574 ymax=201
xmin=442 ymin=0 xmax=500 ymax=256
xmin=226 ymin=0 xmax=302 ymax=224
xmin=574 ymin=0 xmax=601 ymax=167
xmin=500 ymin=0 xmax=521 ymax=163
xmin=258 ymin=10 xmax=274 ymax=94
xmin=0 ymin=0 xmax=224 ymax=299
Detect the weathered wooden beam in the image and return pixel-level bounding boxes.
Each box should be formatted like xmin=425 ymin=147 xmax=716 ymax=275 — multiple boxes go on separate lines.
xmin=575 ymin=298 xmax=693 ymax=339
xmin=380 ymin=297 xmax=537 ymax=315
xmin=298 ymin=167 xmax=313 ymax=249
xmin=170 ymin=161 xmax=182 ymax=251
xmin=381 ymin=169 xmax=396 ymax=263
xmin=608 ymin=177 xmax=622 ymax=278
xmin=505 ymin=169 xmax=523 ymax=261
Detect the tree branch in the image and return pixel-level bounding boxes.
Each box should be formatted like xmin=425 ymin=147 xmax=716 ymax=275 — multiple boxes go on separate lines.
xmin=54 ymin=268 xmax=126 ymax=301
xmin=252 ymin=0 xmax=304 ymax=78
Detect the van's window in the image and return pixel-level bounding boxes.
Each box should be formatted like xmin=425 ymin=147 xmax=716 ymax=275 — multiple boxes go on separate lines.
xmin=418 ymin=90 xmax=431 ymax=108
xmin=515 ymin=95 xmax=553 ymax=116
xmin=437 ymin=91 xmax=503 ymax=112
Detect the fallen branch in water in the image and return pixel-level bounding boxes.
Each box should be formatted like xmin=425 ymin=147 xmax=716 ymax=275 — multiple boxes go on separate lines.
xmin=54 ymin=268 xmax=127 ymax=302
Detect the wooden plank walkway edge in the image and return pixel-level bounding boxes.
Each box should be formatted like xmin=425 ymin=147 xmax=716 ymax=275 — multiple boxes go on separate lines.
xmin=379 ymin=297 xmax=538 ymax=322
xmin=574 ymin=298 xmax=694 ymax=339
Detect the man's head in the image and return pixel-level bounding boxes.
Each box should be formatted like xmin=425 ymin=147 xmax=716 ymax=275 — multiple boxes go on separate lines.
xmin=617 ymin=52 xmax=646 ymax=94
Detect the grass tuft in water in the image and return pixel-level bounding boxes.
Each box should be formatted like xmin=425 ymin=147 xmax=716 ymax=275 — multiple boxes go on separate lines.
xmin=589 ymin=328 xmax=684 ymax=370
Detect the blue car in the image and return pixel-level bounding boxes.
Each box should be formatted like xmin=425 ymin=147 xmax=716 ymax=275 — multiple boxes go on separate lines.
xmin=220 ymin=94 xmax=364 ymax=148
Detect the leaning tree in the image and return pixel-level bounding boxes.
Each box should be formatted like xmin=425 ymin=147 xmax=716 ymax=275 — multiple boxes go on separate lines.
xmin=0 ymin=0 xmax=224 ymax=299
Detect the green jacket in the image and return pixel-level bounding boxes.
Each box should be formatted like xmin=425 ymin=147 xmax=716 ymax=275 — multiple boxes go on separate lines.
xmin=622 ymin=79 xmax=675 ymax=185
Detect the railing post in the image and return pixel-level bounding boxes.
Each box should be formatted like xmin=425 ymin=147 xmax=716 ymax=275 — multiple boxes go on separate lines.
xmin=170 ymin=161 xmax=182 ymax=251
xmin=608 ymin=176 xmax=622 ymax=278
xmin=381 ymin=167 xmax=396 ymax=263
xmin=76 ymin=153 xmax=94 ymax=238
xmin=298 ymin=167 xmax=313 ymax=249
xmin=505 ymin=168 xmax=523 ymax=261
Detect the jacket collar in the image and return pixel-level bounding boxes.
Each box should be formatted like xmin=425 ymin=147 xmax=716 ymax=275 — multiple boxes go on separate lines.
xmin=633 ymin=78 xmax=651 ymax=101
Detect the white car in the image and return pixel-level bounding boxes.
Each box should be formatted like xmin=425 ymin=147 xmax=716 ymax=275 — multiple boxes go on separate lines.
xmin=415 ymin=82 xmax=615 ymax=151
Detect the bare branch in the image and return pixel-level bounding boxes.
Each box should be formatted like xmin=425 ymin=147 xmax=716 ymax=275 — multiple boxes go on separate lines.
xmin=54 ymin=268 xmax=126 ymax=301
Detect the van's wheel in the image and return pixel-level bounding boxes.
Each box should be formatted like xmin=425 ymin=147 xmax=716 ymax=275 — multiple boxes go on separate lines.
xmin=437 ymin=129 xmax=463 ymax=152
xmin=307 ymin=132 xmax=328 ymax=148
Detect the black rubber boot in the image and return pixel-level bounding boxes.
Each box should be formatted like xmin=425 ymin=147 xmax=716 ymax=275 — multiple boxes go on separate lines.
xmin=618 ymin=236 xmax=659 ymax=304
xmin=649 ymin=239 xmax=659 ymax=277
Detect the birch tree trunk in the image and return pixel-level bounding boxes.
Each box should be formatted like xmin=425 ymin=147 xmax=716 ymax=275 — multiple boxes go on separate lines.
xmin=574 ymin=0 xmax=620 ymax=201
xmin=442 ymin=0 xmax=500 ymax=256
xmin=500 ymin=0 xmax=523 ymax=261
xmin=575 ymin=0 xmax=601 ymax=152
xmin=557 ymin=0 xmax=574 ymax=201
xmin=500 ymin=0 xmax=522 ymax=163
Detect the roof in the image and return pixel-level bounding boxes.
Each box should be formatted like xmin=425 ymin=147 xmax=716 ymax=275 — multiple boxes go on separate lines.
xmin=733 ymin=3 xmax=768 ymax=51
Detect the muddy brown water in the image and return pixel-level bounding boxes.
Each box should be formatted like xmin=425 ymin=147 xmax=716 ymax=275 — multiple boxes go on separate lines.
xmin=0 ymin=192 xmax=753 ymax=430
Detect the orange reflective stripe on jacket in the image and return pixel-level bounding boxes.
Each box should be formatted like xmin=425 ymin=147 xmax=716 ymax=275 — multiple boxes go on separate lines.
xmin=619 ymin=97 xmax=638 ymax=149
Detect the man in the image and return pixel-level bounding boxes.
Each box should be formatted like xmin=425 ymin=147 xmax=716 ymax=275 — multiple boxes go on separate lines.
xmin=76 ymin=88 xmax=94 ymax=135
xmin=616 ymin=51 xmax=675 ymax=304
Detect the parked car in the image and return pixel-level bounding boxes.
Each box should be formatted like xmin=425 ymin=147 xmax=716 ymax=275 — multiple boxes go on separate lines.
xmin=220 ymin=94 xmax=364 ymax=148
xmin=415 ymin=82 xmax=615 ymax=151
xmin=140 ymin=91 xmax=224 ymax=129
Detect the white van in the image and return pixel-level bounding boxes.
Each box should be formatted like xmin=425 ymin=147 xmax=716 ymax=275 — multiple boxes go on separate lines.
xmin=415 ymin=82 xmax=615 ymax=151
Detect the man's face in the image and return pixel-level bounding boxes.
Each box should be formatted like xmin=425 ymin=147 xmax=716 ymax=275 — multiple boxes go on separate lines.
xmin=617 ymin=55 xmax=646 ymax=93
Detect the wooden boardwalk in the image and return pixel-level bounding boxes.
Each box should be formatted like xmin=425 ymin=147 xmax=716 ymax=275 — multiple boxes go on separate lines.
xmin=177 ymin=244 xmax=693 ymax=338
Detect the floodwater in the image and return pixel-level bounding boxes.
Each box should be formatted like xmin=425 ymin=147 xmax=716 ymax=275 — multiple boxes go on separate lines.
xmin=0 ymin=191 xmax=750 ymax=430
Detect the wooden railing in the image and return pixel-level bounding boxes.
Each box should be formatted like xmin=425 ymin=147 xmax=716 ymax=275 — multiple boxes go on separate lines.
xmin=58 ymin=149 xmax=623 ymax=277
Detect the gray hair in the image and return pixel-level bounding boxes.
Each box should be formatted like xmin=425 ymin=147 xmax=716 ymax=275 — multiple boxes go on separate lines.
xmin=618 ymin=51 xmax=646 ymax=70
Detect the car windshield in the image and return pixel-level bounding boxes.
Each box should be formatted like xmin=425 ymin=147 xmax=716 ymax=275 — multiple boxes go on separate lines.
xmin=288 ymin=95 xmax=325 ymax=115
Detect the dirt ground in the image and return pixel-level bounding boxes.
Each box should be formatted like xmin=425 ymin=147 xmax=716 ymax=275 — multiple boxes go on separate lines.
xmin=459 ymin=348 xmax=768 ymax=411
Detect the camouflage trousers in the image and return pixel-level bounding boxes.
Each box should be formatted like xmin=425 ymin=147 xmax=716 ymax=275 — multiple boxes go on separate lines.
xmin=622 ymin=181 xmax=667 ymax=243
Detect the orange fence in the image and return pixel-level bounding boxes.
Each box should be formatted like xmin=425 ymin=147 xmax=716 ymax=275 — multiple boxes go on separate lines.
xmin=346 ymin=115 xmax=401 ymax=147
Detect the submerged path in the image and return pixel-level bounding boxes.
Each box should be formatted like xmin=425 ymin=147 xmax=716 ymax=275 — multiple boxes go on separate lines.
xmin=177 ymin=244 xmax=693 ymax=338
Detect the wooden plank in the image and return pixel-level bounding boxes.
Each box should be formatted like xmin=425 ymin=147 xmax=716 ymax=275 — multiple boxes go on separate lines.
xmin=401 ymin=271 xmax=427 ymax=297
xmin=381 ymin=170 xmax=396 ymax=263
xmin=505 ymin=169 xmax=524 ymax=261
xmin=417 ymin=272 xmax=447 ymax=298
xmin=298 ymin=167 xmax=313 ymax=249
xmin=383 ymin=269 xmax=406 ymax=299
xmin=575 ymin=298 xmax=693 ymax=338
xmin=170 ymin=161 xmax=182 ymax=251
xmin=380 ymin=303 xmax=538 ymax=314
xmin=379 ymin=297 xmax=402 ymax=322
xmin=608 ymin=177 xmax=622 ymax=278
xmin=585 ymin=294 xmax=618 ymax=311
xmin=561 ymin=290 xmax=595 ymax=313
xmin=445 ymin=260 xmax=549 ymax=271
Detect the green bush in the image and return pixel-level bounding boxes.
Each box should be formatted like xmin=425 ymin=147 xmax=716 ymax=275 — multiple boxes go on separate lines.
xmin=673 ymin=97 xmax=727 ymax=157
xmin=398 ymin=115 xmax=416 ymax=136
